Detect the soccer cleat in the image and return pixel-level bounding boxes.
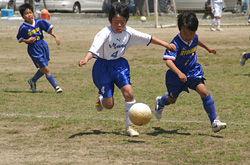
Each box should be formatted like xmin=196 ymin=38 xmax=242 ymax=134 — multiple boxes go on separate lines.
xmin=211 ymin=116 xmax=227 ymax=133
xmin=154 ymin=96 xmax=164 ymax=119
xmin=210 ymin=26 xmax=216 ymax=31
xmin=240 ymin=52 xmax=247 ymax=66
xmin=95 ymin=95 xmax=103 ymax=111
xmin=126 ymin=126 xmax=139 ymax=137
xmin=216 ymin=28 xmax=223 ymax=31
xmin=55 ymin=86 xmax=62 ymax=93
xmin=248 ymin=14 xmax=250 ymax=23
xmin=28 ymin=78 xmax=36 ymax=93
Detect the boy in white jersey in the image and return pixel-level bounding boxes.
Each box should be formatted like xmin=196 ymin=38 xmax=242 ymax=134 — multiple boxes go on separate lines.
xmin=78 ymin=2 xmax=176 ymax=137
xmin=210 ymin=0 xmax=225 ymax=31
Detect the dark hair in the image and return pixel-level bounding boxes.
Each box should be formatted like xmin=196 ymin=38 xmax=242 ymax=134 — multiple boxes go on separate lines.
xmin=177 ymin=12 xmax=198 ymax=32
xmin=19 ymin=3 xmax=33 ymax=16
xmin=109 ymin=2 xmax=129 ymax=22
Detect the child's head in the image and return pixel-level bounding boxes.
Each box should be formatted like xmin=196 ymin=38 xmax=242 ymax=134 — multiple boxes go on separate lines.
xmin=108 ymin=2 xmax=129 ymax=33
xmin=19 ymin=3 xmax=33 ymax=17
xmin=19 ymin=3 xmax=34 ymax=23
xmin=177 ymin=12 xmax=198 ymax=43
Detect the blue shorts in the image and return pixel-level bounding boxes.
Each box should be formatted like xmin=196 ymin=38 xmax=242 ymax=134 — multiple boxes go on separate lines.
xmin=92 ymin=57 xmax=131 ymax=98
xmin=166 ymin=63 xmax=205 ymax=98
xmin=28 ymin=40 xmax=50 ymax=68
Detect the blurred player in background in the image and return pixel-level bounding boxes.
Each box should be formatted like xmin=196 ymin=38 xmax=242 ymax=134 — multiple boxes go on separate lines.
xmin=203 ymin=0 xmax=214 ymax=19
xmin=78 ymin=2 xmax=176 ymax=137
xmin=154 ymin=12 xmax=227 ymax=133
xmin=17 ymin=3 xmax=62 ymax=93
xmin=210 ymin=0 xmax=225 ymax=31
xmin=240 ymin=52 xmax=250 ymax=66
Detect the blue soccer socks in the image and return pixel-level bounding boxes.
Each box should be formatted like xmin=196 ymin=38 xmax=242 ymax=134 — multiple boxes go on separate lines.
xmin=202 ymin=94 xmax=217 ymax=124
xmin=160 ymin=94 xmax=170 ymax=107
xmin=46 ymin=74 xmax=58 ymax=89
xmin=32 ymin=70 xmax=44 ymax=82
xmin=245 ymin=53 xmax=250 ymax=60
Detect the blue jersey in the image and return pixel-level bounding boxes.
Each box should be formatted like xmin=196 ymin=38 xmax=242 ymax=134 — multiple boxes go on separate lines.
xmin=163 ymin=34 xmax=204 ymax=97
xmin=17 ymin=19 xmax=54 ymax=68
xmin=16 ymin=19 xmax=53 ymax=57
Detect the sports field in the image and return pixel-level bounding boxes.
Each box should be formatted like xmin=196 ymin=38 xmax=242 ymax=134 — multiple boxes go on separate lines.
xmin=0 ymin=13 xmax=249 ymax=164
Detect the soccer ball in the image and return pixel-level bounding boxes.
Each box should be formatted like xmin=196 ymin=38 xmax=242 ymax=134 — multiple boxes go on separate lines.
xmin=140 ymin=16 xmax=146 ymax=22
xmin=129 ymin=103 xmax=152 ymax=126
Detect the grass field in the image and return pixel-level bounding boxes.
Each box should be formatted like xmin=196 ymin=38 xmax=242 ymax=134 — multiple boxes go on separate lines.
xmin=0 ymin=15 xmax=250 ymax=164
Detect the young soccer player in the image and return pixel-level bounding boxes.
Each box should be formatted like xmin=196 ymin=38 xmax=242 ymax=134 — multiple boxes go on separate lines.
xmin=210 ymin=0 xmax=224 ymax=31
xmin=240 ymin=52 xmax=250 ymax=66
xmin=78 ymin=2 xmax=176 ymax=137
xmin=17 ymin=3 xmax=62 ymax=93
xmin=154 ymin=12 xmax=227 ymax=133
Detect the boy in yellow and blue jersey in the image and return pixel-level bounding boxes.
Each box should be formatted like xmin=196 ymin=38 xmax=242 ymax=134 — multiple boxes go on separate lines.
xmin=16 ymin=3 xmax=62 ymax=93
xmin=154 ymin=12 xmax=226 ymax=133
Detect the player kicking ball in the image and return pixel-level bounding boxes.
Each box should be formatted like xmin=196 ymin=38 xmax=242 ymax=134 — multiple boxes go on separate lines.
xmin=78 ymin=2 xmax=175 ymax=137
xmin=16 ymin=3 xmax=62 ymax=93
xmin=154 ymin=12 xmax=227 ymax=133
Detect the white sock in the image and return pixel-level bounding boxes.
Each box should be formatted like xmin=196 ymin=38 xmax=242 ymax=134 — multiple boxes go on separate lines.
xmin=216 ymin=19 xmax=221 ymax=29
xmin=99 ymin=95 xmax=104 ymax=108
xmin=211 ymin=18 xmax=216 ymax=27
xmin=125 ymin=100 xmax=136 ymax=128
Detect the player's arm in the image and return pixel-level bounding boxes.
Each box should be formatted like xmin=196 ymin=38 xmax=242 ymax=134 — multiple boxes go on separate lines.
xmin=49 ymin=31 xmax=60 ymax=45
xmin=198 ymin=39 xmax=216 ymax=54
xmin=19 ymin=37 xmax=36 ymax=44
xmin=166 ymin=59 xmax=187 ymax=82
xmin=151 ymin=37 xmax=176 ymax=52
xmin=78 ymin=52 xmax=94 ymax=67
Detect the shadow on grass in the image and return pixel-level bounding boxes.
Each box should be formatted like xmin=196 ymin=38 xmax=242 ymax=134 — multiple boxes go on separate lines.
xmin=197 ymin=133 xmax=224 ymax=138
xmin=4 ymin=90 xmax=44 ymax=93
xmin=148 ymin=127 xmax=191 ymax=136
xmin=68 ymin=129 xmax=122 ymax=139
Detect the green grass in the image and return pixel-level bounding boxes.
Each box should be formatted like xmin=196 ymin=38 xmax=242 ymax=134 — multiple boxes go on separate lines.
xmin=0 ymin=19 xmax=249 ymax=164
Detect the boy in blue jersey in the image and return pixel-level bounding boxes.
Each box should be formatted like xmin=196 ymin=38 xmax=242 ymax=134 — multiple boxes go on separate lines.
xmin=16 ymin=3 xmax=62 ymax=93
xmin=78 ymin=2 xmax=176 ymax=137
xmin=154 ymin=12 xmax=227 ymax=133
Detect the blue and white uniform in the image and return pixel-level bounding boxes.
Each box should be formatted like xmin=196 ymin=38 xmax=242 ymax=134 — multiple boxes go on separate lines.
xmin=163 ymin=33 xmax=204 ymax=98
xmin=16 ymin=19 xmax=54 ymax=68
xmin=89 ymin=26 xmax=152 ymax=97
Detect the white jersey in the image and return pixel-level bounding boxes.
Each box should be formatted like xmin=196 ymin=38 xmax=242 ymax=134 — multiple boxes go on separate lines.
xmin=88 ymin=26 xmax=152 ymax=60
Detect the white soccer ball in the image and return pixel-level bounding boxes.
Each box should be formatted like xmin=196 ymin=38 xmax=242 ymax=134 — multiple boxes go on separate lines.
xmin=129 ymin=103 xmax=152 ymax=126
xmin=140 ymin=16 xmax=146 ymax=22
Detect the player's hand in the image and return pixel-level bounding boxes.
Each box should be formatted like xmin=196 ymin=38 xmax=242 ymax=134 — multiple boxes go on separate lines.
xmin=208 ymin=47 xmax=216 ymax=54
xmin=27 ymin=37 xmax=36 ymax=43
xmin=166 ymin=43 xmax=176 ymax=53
xmin=78 ymin=59 xmax=87 ymax=67
xmin=178 ymin=72 xmax=187 ymax=82
xmin=55 ymin=37 xmax=61 ymax=45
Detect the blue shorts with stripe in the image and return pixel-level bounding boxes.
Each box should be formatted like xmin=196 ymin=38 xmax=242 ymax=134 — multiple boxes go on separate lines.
xmin=166 ymin=63 xmax=205 ymax=98
xmin=92 ymin=57 xmax=131 ymax=98
xmin=28 ymin=40 xmax=50 ymax=68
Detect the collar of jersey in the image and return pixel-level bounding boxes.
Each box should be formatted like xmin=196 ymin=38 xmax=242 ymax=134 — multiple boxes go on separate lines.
xmin=178 ymin=33 xmax=193 ymax=46
xmin=23 ymin=19 xmax=36 ymax=27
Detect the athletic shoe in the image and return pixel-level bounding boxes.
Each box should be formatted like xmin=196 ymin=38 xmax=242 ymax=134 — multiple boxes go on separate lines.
xmin=240 ymin=52 xmax=247 ymax=66
xmin=95 ymin=95 xmax=103 ymax=111
xmin=126 ymin=126 xmax=139 ymax=137
xmin=210 ymin=26 xmax=216 ymax=31
xmin=28 ymin=78 xmax=36 ymax=93
xmin=216 ymin=28 xmax=223 ymax=31
xmin=154 ymin=96 xmax=164 ymax=119
xmin=248 ymin=14 xmax=250 ymax=23
xmin=211 ymin=116 xmax=227 ymax=133
xmin=55 ymin=86 xmax=62 ymax=93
